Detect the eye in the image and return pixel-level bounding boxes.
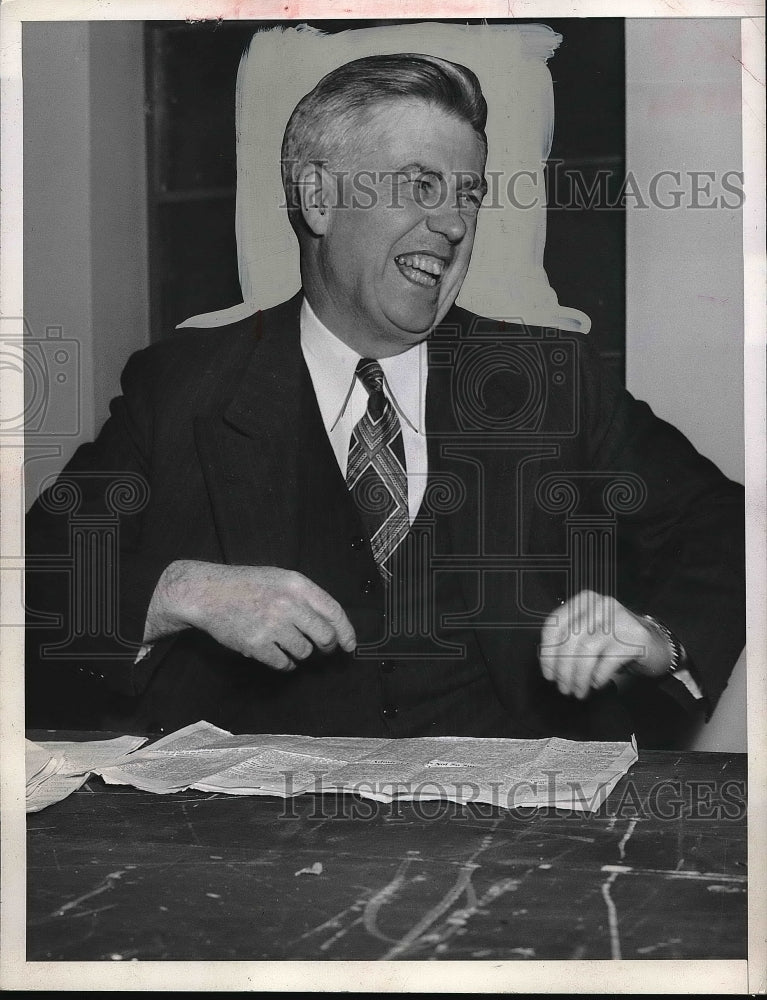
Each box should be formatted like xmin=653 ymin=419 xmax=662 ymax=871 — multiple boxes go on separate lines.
xmin=458 ymin=189 xmax=483 ymax=211
xmin=411 ymin=172 xmax=445 ymax=207
xmin=414 ymin=175 xmax=437 ymax=194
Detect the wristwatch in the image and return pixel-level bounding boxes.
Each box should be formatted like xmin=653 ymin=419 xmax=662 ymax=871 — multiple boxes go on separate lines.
xmin=643 ymin=614 xmax=683 ymax=675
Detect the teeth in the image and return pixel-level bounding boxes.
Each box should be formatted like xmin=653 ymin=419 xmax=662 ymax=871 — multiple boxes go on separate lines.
xmin=400 ymin=266 xmax=436 ymax=287
xmin=395 ymin=253 xmax=446 ymax=277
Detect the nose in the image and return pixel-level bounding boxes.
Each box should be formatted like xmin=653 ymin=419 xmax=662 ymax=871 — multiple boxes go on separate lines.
xmin=425 ymin=203 xmax=467 ymax=244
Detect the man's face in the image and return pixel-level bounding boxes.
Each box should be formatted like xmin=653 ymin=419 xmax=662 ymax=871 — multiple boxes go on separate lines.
xmin=310 ymin=99 xmax=487 ymax=356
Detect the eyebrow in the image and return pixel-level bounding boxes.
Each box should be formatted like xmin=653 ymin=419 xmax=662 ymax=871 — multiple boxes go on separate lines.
xmin=395 ymin=163 xmax=488 ymax=193
xmin=394 ymin=162 xmax=431 ymax=177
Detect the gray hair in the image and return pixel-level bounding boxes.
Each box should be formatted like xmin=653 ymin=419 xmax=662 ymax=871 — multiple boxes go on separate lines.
xmin=281 ymin=52 xmax=487 ymax=224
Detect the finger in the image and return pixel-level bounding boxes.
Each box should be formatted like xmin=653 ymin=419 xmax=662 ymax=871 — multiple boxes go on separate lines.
xmin=312 ymin=587 xmax=357 ymax=653
xmin=319 ymin=601 xmax=357 ymax=653
xmin=539 ymin=640 xmax=560 ymax=683
xmin=553 ymin=648 xmax=581 ymax=697
xmin=299 ymin=580 xmax=357 ymax=652
xmin=589 ymin=645 xmax=637 ymax=690
xmin=253 ymin=643 xmax=296 ymax=672
xmin=542 ymin=592 xmax=620 ymax=696
xmin=540 ymin=595 xmax=591 ymax=687
xmin=568 ymin=634 xmax=615 ymax=698
xmin=275 ymin=625 xmax=314 ymax=661
xmin=539 ymin=604 xmax=569 ymax=681
xmin=541 ymin=623 xmax=577 ymax=694
xmin=295 ymin=607 xmax=340 ymax=653
xmin=553 ymin=626 xmax=610 ymax=698
xmin=567 ymin=599 xmax=635 ymax=696
xmin=540 ymin=592 xmax=612 ymax=690
xmin=332 ymin=612 xmax=357 ymax=653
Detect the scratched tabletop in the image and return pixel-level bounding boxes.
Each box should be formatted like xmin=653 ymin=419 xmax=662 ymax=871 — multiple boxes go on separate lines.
xmin=27 ymin=746 xmax=746 ymax=961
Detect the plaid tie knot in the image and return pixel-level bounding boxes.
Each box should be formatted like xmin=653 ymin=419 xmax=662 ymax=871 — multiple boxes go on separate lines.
xmin=356 ymin=358 xmax=386 ymax=420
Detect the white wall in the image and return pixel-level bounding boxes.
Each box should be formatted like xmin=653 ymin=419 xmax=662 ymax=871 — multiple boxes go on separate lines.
xmin=625 ymin=19 xmax=746 ymax=751
xmin=23 ymin=21 xmax=149 ymax=505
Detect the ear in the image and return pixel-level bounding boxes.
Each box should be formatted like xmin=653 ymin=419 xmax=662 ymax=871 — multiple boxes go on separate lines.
xmin=297 ymin=163 xmax=333 ymax=236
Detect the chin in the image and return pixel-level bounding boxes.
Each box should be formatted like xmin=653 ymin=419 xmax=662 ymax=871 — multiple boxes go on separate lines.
xmin=386 ymin=307 xmax=439 ymax=338
xmin=389 ymin=325 xmax=434 ymax=347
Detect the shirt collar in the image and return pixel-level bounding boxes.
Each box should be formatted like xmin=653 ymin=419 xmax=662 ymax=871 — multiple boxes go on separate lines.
xmin=300 ymin=296 xmax=426 ymax=434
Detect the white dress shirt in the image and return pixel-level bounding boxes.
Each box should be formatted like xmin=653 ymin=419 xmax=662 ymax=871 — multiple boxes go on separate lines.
xmin=300 ymin=297 xmax=428 ymax=523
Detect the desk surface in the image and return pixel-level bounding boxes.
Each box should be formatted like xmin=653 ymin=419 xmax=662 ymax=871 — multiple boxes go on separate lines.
xmin=27 ymin=746 xmax=746 ymax=962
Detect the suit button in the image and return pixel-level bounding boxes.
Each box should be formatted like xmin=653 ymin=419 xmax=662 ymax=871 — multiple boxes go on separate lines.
xmin=361 ymin=578 xmax=375 ymax=595
xmin=382 ymin=706 xmax=398 ymax=719
xmin=380 ymin=660 xmax=395 ymax=674
xmin=351 ymin=536 xmax=366 ymax=551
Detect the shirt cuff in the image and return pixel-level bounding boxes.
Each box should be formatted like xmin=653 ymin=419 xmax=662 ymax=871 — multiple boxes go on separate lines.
xmin=670 ymin=666 xmax=704 ymax=700
xmin=135 ymin=643 xmax=153 ymax=664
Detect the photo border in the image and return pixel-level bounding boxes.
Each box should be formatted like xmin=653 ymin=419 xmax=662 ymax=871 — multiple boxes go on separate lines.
xmin=1 ymin=0 xmax=764 ymax=993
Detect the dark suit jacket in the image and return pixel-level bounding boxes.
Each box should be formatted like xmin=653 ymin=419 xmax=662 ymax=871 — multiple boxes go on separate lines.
xmin=25 ymin=292 xmax=745 ymax=737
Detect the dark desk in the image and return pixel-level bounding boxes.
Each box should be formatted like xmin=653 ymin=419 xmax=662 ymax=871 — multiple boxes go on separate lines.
xmin=27 ymin=747 xmax=746 ymax=962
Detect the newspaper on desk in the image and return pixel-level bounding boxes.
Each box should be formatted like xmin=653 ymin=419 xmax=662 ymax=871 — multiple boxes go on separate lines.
xmin=25 ymin=734 xmax=148 ymax=812
xmin=27 ymin=720 xmax=638 ymax=813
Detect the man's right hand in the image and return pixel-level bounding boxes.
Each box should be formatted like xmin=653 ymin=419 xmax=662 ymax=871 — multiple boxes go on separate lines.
xmin=143 ymin=561 xmax=357 ymax=671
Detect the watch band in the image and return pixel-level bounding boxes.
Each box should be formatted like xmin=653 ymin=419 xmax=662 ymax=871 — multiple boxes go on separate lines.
xmin=642 ymin=614 xmax=682 ymax=675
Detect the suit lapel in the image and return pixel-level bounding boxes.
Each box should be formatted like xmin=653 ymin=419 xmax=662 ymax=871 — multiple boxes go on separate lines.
xmin=194 ymin=292 xmax=304 ymax=569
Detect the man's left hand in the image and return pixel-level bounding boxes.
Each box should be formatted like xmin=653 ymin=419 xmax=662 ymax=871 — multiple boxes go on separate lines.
xmin=539 ymin=590 xmax=672 ymax=699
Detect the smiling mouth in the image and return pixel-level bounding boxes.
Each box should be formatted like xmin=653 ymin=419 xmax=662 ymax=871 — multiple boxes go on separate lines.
xmin=394 ymin=252 xmax=447 ymax=288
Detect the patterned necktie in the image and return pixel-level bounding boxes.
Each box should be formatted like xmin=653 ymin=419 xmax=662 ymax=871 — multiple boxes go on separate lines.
xmin=346 ymin=359 xmax=409 ymax=581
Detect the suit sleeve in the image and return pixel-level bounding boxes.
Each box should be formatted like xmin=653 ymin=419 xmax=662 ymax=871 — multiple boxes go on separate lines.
xmin=25 ymin=348 xmax=177 ymax=725
xmin=575 ymin=337 xmax=745 ymax=718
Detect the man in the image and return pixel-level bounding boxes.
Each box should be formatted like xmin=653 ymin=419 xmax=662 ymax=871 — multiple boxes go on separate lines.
xmin=25 ymin=54 xmax=745 ymax=741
